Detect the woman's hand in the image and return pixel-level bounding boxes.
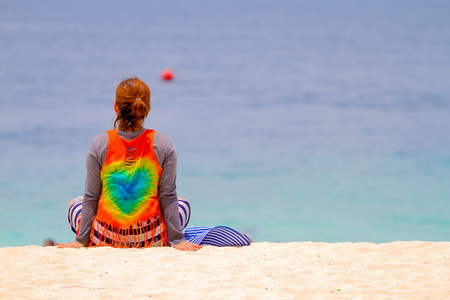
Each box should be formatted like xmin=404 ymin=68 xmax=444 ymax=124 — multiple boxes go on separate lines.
xmin=174 ymin=241 xmax=202 ymax=251
xmin=56 ymin=241 xmax=85 ymax=249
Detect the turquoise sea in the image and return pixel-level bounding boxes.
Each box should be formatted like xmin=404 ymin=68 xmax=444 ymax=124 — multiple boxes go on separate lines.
xmin=1 ymin=0 xmax=449 ymax=246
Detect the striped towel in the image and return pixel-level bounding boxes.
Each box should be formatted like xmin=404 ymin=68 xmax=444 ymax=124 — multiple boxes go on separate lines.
xmin=185 ymin=226 xmax=251 ymax=247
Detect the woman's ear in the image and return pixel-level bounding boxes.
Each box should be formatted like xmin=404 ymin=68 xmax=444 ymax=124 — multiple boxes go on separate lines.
xmin=114 ymin=100 xmax=119 ymax=113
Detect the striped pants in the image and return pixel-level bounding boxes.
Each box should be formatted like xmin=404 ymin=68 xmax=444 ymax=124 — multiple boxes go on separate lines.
xmin=67 ymin=196 xmax=191 ymax=247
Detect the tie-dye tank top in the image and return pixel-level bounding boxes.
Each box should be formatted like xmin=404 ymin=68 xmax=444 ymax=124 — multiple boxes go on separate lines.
xmin=90 ymin=129 xmax=168 ymax=247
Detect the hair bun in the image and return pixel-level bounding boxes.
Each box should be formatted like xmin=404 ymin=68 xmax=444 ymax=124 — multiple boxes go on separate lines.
xmin=114 ymin=77 xmax=151 ymax=131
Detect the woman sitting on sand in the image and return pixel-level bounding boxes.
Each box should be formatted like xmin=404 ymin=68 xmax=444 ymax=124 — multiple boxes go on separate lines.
xmin=57 ymin=77 xmax=201 ymax=251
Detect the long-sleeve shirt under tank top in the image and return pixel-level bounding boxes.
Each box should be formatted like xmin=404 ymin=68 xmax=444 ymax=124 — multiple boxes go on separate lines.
xmin=75 ymin=129 xmax=186 ymax=246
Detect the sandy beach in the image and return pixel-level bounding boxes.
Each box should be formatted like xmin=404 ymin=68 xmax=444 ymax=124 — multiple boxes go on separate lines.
xmin=0 ymin=242 xmax=449 ymax=299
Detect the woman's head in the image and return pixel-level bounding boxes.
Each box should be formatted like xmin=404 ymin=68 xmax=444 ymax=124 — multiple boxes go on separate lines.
xmin=114 ymin=77 xmax=151 ymax=132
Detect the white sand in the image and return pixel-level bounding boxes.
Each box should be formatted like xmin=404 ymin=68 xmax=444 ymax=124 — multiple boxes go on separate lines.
xmin=0 ymin=242 xmax=449 ymax=299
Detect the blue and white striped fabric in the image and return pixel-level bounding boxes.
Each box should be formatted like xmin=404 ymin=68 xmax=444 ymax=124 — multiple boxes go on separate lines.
xmin=185 ymin=226 xmax=251 ymax=247
xmin=68 ymin=196 xmax=83 ymax=234
xmin=68 ymin=196 xmax=251 ymax=247
xmin=177 ymin=197 xmax=191 ymax=230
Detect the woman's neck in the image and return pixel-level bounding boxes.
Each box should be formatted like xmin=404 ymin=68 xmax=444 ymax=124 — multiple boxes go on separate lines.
xmin=118 ymin=127 xmax=145 ymax=132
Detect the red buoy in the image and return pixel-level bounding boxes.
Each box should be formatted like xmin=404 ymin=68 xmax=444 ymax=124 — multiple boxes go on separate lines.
xmin=161 ymin=69 xmax=174 ymax=81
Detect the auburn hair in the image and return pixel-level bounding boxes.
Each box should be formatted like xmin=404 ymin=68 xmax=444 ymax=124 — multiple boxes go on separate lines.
xmin=114 ymin=78 xmax=151 ymax=132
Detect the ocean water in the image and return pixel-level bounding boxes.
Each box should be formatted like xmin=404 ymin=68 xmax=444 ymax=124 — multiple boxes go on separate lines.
xmin=1 ymin=0 xmax=449 ymax=247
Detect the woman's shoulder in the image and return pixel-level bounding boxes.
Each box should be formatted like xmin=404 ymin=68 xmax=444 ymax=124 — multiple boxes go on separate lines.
xmin=87 ymin=132 xmax=109 ymax=156
xmin=91 ymin=132 xmax=109 ymax=147
xmin=153 ymin=131 xmax=173 ymax=145
xmin=153 ymin=131 xmax=176 ymax=155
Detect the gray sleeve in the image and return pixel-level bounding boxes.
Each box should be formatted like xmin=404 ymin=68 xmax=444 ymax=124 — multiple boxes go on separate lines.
xmin=75 ymin=134 xmax=108 ymax=246
xmin=154 ymin=132 xmax=186 ymax=246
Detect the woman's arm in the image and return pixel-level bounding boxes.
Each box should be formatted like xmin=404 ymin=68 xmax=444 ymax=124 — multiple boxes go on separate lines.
xmin=58 ymin=136 xmax=106 ymax=248
xmin=77 ymin=137 xmax=105 ymax=245
xmin=155 ymin=133 xmax=186 ymax=246
xmin=155 ymin=135 xmax=201 ymax=251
